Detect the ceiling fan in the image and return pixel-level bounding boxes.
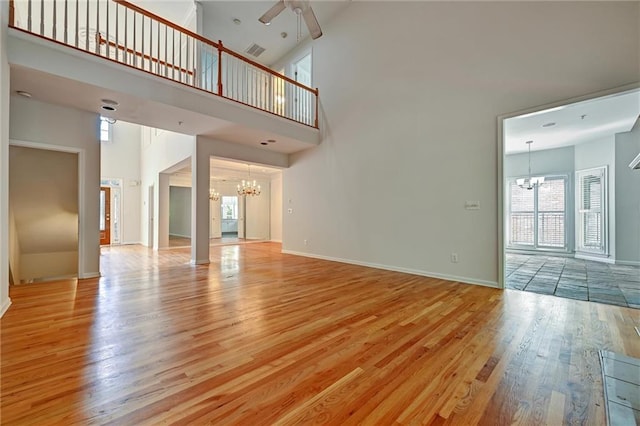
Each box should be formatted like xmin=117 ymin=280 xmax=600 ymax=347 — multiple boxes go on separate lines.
xmin=259 ymin=0 xmax=323 ymax=40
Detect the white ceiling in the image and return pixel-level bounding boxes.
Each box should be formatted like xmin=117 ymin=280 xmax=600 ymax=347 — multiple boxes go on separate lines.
xmin=135 ymin=0 xmax=351 ymax=66
xmin=505 ymin=89 xmax=640 ymax=154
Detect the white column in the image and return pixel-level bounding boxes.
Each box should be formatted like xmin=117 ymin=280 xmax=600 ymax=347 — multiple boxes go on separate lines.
xmin=191 ymin=142 xmax=210 ymax=264
xmin=156 ymin=173 xmax=170 ymax=249
xmin=0 ymin=5 xmax=11 ymax=316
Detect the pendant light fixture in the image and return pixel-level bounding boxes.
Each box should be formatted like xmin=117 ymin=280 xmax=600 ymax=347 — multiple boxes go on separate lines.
xmin=237 ymin=164 xmax=261 ymax=197
xmin=209 ymin=186 xmax=220 ymax=201
xmin=516 ymin=140 xmax=545 ymax=190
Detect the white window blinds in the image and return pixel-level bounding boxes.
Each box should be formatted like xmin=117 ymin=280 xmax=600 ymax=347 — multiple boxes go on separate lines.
xmin=576 ymin=167 xmax=607 ymax=254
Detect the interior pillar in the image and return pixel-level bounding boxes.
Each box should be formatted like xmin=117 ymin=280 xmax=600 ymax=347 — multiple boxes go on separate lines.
xmin=191 ymin=142 xmax=210 ymax=265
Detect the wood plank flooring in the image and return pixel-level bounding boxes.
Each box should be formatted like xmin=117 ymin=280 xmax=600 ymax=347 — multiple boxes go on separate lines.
xmin=2 ymin=243 xmax=639 ymax=425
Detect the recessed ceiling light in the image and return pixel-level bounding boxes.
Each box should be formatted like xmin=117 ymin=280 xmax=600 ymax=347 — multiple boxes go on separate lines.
xmin=233 ymin=18 xmax=241 ymax=25
xmin=542 ymin=122 xmax=556 ymax=127
xmin=16 ymin=90 xmax=32 ymax=98
xmin=101 ymin=98 xmax=119 ymax=106
xmin=260 ymin=142 xmax=268 ymax=145
xmin=101 ymin=105 xmax=117 ymax=111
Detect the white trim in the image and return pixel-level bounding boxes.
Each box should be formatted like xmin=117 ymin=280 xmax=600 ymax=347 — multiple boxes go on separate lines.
xmin=617 ymin=259 xmax=640 ymax=267
xmin=270 ymin=239 xmax=283 ymax=243
xmin=190 ymin=259 xmax=210 ymax=265
xmin=282 ymin=250 xmax=499 ymax=289
xmin=79 ymin=272 xmax=101 ymax=279
xmin=506 ymin=249 xmax=574 ymax=258
xmin=169 ymin=233 xmax=191 ymax=238
xmin=0 ymin=297 xmax=12 ymax=317
xmin=629 ymin=152 xmax=640 ymax=170
xmin=9 ymin=139 xmax=87 ymax=278
xmin=575 ymin=253 xmax=615 ymax=264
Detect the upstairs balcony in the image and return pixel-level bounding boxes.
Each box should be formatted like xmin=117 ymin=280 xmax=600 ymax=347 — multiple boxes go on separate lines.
xmin=7 ymin=0 xmax=320 ymax=152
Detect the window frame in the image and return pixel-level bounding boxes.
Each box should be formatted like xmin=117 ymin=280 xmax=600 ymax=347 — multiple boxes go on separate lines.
xmin=507 ymin=174 xmax=569 ymax=252
xmin=575 ymin=166 xmax=608 ymax=256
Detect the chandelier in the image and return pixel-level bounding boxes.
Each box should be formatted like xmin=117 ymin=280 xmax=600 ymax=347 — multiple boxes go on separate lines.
xmin=209 ymin=187 xmax=220 ymax=201
xmin=237 ymin=165 xmax=261 ymax=197
xmin=516 ymin=140 xmax=545 ymax=190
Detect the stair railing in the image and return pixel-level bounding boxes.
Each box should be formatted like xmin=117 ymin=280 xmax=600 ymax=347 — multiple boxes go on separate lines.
xmin=8 ymin=0 xmax=319 ymax=128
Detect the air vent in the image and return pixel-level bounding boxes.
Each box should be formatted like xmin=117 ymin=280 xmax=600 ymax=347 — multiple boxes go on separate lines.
xmin=245 ymin=43 xmax=266 ymax=57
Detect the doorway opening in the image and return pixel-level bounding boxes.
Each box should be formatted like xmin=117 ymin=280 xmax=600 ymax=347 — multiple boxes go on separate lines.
xmin=500 ymin=86 xmax=640 ymax=308
xmin=8 ymin=144 xmax=81 ymax=283
xmin=221 ymin=196 xmax=239 ymax=238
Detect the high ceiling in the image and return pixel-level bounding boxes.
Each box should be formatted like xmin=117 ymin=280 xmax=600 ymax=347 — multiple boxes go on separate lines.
xmin=505 ymin=89 xmax=640 ymax=154
xmin=133 ymin=0 xmax=351 ymax=66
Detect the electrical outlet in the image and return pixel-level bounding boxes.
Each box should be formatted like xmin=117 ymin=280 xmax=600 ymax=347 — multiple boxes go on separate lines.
xmin=451 ymin=253 xmax=459 ymax=263
xmin=304 ymin=239 xmax=308 ymax=245
xmin=288 ymin=208 xmax=293 ymax=214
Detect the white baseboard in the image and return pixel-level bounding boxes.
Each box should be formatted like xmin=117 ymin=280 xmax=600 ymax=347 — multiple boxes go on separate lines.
xmin=169 ymin=233 xmax=190 ymax=238
xmin=281 ymin=250 xmax=499 ymax=289
xmin=79 ymin=272 xmax=101 ymax=279
xmin=575 ymin=253 xmax=615 ymax=264
xmin=270 ymin=239 xmax=282 ymax=243
xmin=616 ymin=259 xmax=640 ymax=267
xmin=190 ymin=259 xmax=210 ymax=265
xmin=0 ymin=297 xmax=12 ymax=317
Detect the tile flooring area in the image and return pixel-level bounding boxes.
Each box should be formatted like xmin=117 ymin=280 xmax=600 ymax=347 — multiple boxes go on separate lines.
xmin=506 ymin=253 xmax=640 ymax=308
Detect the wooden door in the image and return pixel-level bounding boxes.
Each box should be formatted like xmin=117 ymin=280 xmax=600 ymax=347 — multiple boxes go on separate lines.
xmin=100 ymin=187 xmax=111 ymax=245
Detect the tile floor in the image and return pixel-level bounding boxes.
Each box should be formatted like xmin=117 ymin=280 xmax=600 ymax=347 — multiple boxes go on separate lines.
xmin=506 ymin=253 xmax=640 ymax=308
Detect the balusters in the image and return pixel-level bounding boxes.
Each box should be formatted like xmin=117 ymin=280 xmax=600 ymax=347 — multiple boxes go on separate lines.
xmin=8 ymin=0 xmax=318 ymax=128
xmin=105 ymin=0 xmax=109 ymax=58
xmin=52 ymin=0 xmax=56 ymax=39
xmin=95 ymin=0 xmax=99 ymax=54
xmin=63 ymin=0 xmax=67 ymax=44
xmin=39 ymin=0 xmax=43 ymax=35
xmin=27 ymin=0 xmax=32 ymax=32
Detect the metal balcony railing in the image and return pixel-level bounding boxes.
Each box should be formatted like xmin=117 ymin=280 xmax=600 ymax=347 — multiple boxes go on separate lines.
xmin=8 ymin=0 xmax=319 ymax=128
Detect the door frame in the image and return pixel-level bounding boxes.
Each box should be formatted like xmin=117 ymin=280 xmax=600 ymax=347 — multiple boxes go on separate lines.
xmin=497 ymin=82 xmax=640 ymax=289
xmin=100 ymin=186 xmax=111 ymax=245
xmin=8 ymin=139 xmax=85 ymax=278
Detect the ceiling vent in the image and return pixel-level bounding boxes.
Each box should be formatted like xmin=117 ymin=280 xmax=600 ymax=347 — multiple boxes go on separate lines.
xmin=245 ymin=43 xmax=266 ymax=58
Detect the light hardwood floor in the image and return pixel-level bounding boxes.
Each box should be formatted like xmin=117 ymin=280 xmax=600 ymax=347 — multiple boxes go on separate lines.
xmin=2 ymin=243 xmax=639 ymax=424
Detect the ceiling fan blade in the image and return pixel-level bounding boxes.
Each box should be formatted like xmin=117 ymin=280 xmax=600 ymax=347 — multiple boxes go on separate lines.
xmin=259 ymin=0 xmax=286 ymax=25
xmin=302 ymin=6 xmax=322 ymax=39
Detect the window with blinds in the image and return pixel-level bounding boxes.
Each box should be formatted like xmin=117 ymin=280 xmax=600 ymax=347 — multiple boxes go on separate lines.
xmin=508 ymin=176 xmax=567 ymax=250
xmin=576 ymin=167 xmax=607 ymax=254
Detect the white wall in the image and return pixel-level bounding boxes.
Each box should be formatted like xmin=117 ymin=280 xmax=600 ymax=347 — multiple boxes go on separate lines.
xmin=246 ymin=181 xmax=270 ymax=240
xmin=506 ymin=146 xmax=574 ymax=178
xmin=169 ymin=186 xmax=191 ymax=237
xmin=8 ymin=206 xmax=19 ymax=285
xmin=10 ymin=97 xmax=100 ymax=280
xmin=278 ymin=1 xmax=639 ymax=287
xmin=615 ymin=120 xmax=640 ymax=265
xmin=0 ymin=2 xmax=11 ymax=316
xmin=575 ymin=136 xmax=616 ymax=258
xmin=270 ymin=173 xmax=283 ymax=242
xmin=101 ymin=120 xmax=142 ymax=244
xmin=140 ymin=127 xmax=194 ymax=248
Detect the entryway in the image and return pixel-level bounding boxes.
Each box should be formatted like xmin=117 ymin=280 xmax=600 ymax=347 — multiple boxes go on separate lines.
xmin=501 ymin=86 xmax=640 ymax=308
